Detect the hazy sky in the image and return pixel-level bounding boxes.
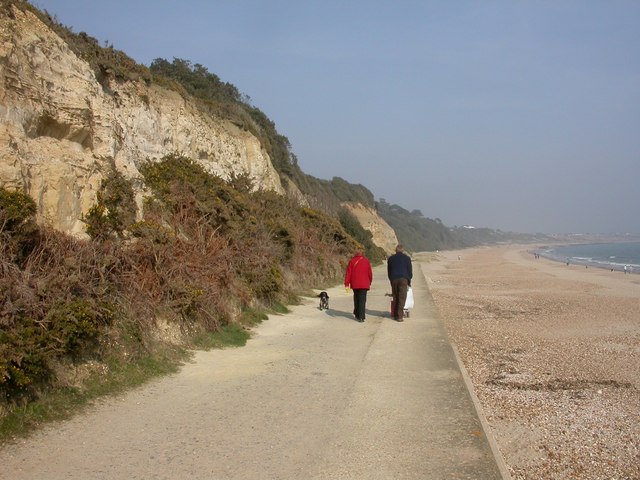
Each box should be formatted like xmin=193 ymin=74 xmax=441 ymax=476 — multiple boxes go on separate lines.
xmin=33 ymin=1 xmax=640 ymax=234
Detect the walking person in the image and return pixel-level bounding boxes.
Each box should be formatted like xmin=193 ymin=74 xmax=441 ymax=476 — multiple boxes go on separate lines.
xmin=344 ymin=249 xmax=373 ymax=322
xmin=387 ymin=244 xmax=413 ymax=322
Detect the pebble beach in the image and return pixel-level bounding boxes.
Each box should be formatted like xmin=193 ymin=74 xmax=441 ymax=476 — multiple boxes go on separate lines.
xmin=420 ymin=246 xmax=640 ymax=480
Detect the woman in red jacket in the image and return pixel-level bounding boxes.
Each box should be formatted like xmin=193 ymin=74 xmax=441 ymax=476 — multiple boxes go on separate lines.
xmin=344 ymin=250 xmax=373 ymax=322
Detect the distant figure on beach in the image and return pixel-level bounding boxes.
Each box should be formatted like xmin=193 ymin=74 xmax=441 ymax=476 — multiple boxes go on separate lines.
xmin=344 ymin=249 xmax=372 ymax=323
xmin=387 ymin=244 xmax=413 ymax=322
xmin=624 ymin=265 xmax=628 ymax=274
xmin=458 ymin=255 xmax=461 ymax=260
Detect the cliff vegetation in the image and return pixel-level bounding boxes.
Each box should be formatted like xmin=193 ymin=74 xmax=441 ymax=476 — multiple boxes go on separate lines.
xmin=0 ymin=156 xmax=361 ymax=432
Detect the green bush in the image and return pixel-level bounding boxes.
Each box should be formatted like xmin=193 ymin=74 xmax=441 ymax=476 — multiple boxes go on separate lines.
xmin=84 ymin=203 xmax=112 ymax=241
xmin=140 ymin=154 xmax=250 ymax=234
xmin=0 ymin=188 xmax=39 ymax=265
xmin=46 ymin=300 xmax=113 ymax=355
xmin=0 ymin=189 xmax=36 ymax=231
xmin=129 ymin=221 xmax=173 ymax=244
xmin=0 ymin=297 xmax=114 ymax=403
xmin=84 ymin=169 xmax=136 ymax=240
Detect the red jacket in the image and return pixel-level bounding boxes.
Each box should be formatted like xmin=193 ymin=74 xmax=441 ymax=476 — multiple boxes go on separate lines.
xmin=344 ymin=253 xmax=373 ymax=290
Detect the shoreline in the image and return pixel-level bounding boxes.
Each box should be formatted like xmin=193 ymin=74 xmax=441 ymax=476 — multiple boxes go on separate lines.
xmin=531 ymin=242 xmax=640 ymax=273
xmin=536 ymin=252 xmax=640 ymax=273
xmin=419 ymin=246 xmax=640 ymax=479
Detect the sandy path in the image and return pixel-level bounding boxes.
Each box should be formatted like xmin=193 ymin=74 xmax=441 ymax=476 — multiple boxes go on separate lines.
xmin=0 ymin=264 xmax=503 ymax=480
xmin=422 ymin=246 xmax=640 ymax=479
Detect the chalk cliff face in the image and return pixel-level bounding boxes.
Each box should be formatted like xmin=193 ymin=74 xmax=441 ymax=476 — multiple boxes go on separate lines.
xmin=342 ymin=202 xmax=398 ymax=255
xmin=0 ymin=4 xmax=396 ymax=247
xmin=0 ymin=4 xmax=284 ymax=236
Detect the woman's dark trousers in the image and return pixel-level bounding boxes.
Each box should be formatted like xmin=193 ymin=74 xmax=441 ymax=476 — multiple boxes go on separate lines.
xmin=352 ymin=289 xmax=368 ymax=321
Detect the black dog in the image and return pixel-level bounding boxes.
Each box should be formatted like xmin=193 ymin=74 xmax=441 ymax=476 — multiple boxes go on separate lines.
xmin=318 ymin=291 xmax=329 ymax=310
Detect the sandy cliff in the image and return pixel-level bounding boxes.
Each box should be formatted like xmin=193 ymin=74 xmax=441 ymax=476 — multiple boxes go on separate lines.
xmin=0 ymin=4 xmax=395 ymax=248
xmin=0 ymin=4 xmax=283 ymax=235
xmin=342 ymin=202 xmax=398 ymax=254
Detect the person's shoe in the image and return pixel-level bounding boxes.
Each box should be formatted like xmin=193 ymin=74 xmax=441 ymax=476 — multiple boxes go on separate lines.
xmin=396 ymin=317 xmax=404 ymax=322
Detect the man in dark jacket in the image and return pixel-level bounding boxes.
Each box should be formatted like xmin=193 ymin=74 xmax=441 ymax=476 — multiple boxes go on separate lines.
xmin=387 ymin=244 xmax=412 ymax=321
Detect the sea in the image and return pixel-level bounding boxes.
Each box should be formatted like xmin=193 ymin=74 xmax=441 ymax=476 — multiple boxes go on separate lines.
xmin=537 ymin=242 xmax=640 ymax=273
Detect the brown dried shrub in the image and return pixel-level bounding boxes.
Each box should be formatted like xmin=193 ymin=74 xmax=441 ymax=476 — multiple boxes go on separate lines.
xmin=0 ymin=156 xmax=357 ymax=410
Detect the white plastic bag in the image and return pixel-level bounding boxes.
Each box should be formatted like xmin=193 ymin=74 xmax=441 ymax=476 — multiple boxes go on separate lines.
xmin=404 ymin=287 xmax=414 ymax=310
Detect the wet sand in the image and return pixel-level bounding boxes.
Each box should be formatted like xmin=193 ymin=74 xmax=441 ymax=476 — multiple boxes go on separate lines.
xmin=419 ymin=246 xmax=640 ymax=480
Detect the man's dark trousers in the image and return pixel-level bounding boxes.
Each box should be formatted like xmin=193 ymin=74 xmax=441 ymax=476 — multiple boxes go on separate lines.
xmin=391 ymin=278 xmax=409 ymax=319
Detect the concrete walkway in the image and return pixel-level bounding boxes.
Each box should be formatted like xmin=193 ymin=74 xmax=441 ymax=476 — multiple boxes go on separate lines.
xmin=306 ymin=262 xmax=507 ymax=479
xmin=0 ymin=263 xmax=507 ymax=479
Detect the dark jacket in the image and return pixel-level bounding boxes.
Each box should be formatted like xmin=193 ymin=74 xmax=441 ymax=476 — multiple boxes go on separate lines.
xmin=387 ymin=252 xmax=412 ymax=285
xmin=344 ymin=253 xmax=373 ymax=290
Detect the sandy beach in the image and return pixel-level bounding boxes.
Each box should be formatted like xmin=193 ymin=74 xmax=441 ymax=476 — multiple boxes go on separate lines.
xmin=419 ymin=246 xmax=640 ymax=479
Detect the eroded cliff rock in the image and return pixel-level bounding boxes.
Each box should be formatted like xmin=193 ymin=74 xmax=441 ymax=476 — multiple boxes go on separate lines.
xmin=0 ymin=4 xmax=283 ymax=235
xmin=341 ymin=202 xmax=398 ymax=255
